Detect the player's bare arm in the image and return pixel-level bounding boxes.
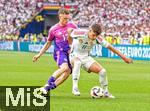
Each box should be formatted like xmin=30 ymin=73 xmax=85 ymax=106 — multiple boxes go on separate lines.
xmin=33 ymin=41 xmax=52 ymax=62
xmin=107 ymin=44 xmax=133 ymax=64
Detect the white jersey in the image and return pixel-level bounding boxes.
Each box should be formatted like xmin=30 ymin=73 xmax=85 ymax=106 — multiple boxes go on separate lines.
xmin=70 ymin=29 xmax=109 ymax=59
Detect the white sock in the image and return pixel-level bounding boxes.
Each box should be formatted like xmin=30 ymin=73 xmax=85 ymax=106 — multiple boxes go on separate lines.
xmin=99 ymin=69 xmax=108 ymax=92
xmin=72 ymin=60 xmax=81 ymax=89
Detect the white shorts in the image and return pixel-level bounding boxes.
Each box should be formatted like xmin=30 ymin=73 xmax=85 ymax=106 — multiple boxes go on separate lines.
xmin=70 ymin=54 xmax=96 ymax=71
xmin=80 ymin=56 xmax=96 ymax=71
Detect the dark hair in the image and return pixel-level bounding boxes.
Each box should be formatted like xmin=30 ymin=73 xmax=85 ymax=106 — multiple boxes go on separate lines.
xmin=91 ymin=24 xmax=102 ymax=36
xmin=58 ymin=8 xmax=70 ymax=15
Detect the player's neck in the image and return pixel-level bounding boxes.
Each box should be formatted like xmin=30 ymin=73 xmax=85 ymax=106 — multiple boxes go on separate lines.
xmin=87 ymin=32 xmax=92 ymax=40
xmin=59 ymin=22 xmax=67 ymax=26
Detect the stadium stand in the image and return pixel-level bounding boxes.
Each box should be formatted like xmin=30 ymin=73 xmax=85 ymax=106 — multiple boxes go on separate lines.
xmin=0 ymin=0 xmax=43 ymax=41
xmin=74 ymin=0 xmax=150 ymax=45
xmin=0 ymin=0 xmax=149 ymax=45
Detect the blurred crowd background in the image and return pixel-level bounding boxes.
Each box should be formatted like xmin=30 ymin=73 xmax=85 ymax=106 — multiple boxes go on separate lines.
xmin=0 ymin=0 xmax=149 ymax=45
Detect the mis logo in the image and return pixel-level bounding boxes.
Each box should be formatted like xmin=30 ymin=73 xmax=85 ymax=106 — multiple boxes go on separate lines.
xmin=0 ymin=86 xmax=50 ymax=111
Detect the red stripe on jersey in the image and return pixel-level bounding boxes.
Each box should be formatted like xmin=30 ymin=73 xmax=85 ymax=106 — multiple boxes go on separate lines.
xmin=74 ymin=30 xmax=86 ymax=35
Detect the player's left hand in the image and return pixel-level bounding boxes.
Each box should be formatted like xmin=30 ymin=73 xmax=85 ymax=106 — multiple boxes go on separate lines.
xmin=123 ymin=58 xmax=133 ymax=64
xmin=33 ymin=54 xmax=40 ymax=62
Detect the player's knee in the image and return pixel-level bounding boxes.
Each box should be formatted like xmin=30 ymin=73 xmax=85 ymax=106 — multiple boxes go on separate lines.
xmin=62 ymin=73 xmax=70 ymax=79
xmin=99 ymin=68 xmax=106 ymax=76
xmin=101 ymin=68 xmax=106 ymax=73
xmin=61 ymin=65 xmax=70 ymax=72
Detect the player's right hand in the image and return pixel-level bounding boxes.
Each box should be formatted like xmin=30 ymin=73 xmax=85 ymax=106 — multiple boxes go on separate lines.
xmin=124 ymin=57 xmax=133 ymax=64
xmin=33 ymin=54 xmax=40 ymax=62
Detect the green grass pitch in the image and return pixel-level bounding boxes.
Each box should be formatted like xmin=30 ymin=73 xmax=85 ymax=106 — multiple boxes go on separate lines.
xmin=0 ymin=51 xmax=150 ymax=111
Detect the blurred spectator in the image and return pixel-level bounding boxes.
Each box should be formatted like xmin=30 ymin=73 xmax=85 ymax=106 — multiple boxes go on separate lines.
xmin=0 ymin=0 xmax=43 ymax=39
xmin=0 ymin=0 xmax=149 ymax=45
xmin=74 ymin=0 xmax=150 ymax=45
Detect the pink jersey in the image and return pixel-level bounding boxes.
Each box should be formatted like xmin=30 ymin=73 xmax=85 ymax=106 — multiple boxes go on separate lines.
xmin=47 ymin=22 xmax=77 ymax=52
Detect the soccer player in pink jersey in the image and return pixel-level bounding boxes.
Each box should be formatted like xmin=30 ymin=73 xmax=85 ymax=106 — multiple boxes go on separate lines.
xmin=33 ymin=8 xmax=77 ymax=95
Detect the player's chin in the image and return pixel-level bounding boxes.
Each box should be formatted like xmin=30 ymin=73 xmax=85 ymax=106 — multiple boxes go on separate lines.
xmin=63 ymin=22 xmax=68 ymax=25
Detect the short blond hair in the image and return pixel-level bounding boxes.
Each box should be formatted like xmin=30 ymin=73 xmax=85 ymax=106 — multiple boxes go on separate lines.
xmin=58 ymin=8 xmax=70 ymax=15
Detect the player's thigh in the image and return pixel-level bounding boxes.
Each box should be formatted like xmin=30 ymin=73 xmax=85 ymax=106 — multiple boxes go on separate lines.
xmin=60 ymin=62 xmax=71 ymax=73
xmin=69 ymin=53 xmax=75 ymax=65
xmin=82 ymin=57 xmax=96 ymax=72
xmin=54 ymin=51 xmax=71 ymax=73
xmin=88 ymin=62 xmax=104 ymax=73
xmin=69 ymin=54 xmax=81 ymax=67
xmin=54 ymin=51 xmax=68 ymax=66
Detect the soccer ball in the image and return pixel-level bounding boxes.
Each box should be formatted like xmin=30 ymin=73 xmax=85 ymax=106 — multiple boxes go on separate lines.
xmin=90 ymin=86 xmax=104 ymax=98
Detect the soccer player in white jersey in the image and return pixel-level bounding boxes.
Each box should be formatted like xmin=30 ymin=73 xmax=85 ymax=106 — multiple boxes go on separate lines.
xmin=68 ymin=24 xmax=133 ymax=98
